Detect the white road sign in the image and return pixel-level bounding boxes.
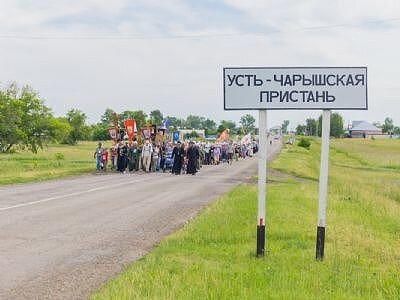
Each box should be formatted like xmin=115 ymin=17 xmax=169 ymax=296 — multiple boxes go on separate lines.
xmin=224 ymin=67 xmax=368 ymax=110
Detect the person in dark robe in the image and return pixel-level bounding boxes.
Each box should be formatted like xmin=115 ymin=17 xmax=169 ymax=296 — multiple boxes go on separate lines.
xmin=123 ymin=142 xmax=129 ymax=170
xmin=116 ymin=142 xmax=123 ymax=172
xmin=186 ymin=141 xmax=199 ymax=175
xmin=117 ymin=141 xmax=128 ymax=173
xmin=128 ymin=141 xmax=139 ymax=172
xmin=171 ymin=141 xmax=184 ymax=175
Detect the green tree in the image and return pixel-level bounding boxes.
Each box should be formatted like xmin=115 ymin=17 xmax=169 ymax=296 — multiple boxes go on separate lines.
xmin=318 ymin=112 xmax=344 ymax=137
xmin=306 ymin=118 xmax=318 ymax=136
xmin=281 ymin=120 xmax=289 ymax=134
xmin=166 ymin=116 xmax=184 ymax=130
xmin=0 ymin=84 xmax=55 ymax=153
xmin=185 ymin=131 xmax=199 ymax=139
xmin=0 ymin=90 xmax=20 ymax=151
xmin=185 ymin=115 xmax=204 ymax=129
xmin=131 ymin=110 xmax=147 ymax=129
xmin=218 ymin=120 xmax=236 ymax=134
xmin=119 ymin=110 xmax=135 ymax=122
xmin=150 ymin=109 xmax=163 ymax=126
xmin=47 ymin=117 xmax=72 ymax=143
xmin=237 ymin=127 xmax=245 ymax=135
xmin=100 ymin=108 xmax=118 ymax=126
xmin=296 ymin=124 xmax=306 ymax=135
xmin=91 ymin=124 xmax=109 ymax=141
xmin=202 ymin=118 xmax=217 ymax=135
xmin=382 ymin=117 xmax=394 ymax=133
xmin=65 ymin=109 xmax=89 ymax=144
xmin=239 ymin=114 xmax=256 ymax=134
xmin=118 ymin=110 xmax=148 ymax=129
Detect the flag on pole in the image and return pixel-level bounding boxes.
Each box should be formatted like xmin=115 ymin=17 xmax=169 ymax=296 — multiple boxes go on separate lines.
xmin=124 ymin=119 xmax=136 ymax=141
xmin=160 ymin=118 xmax=170 ymax=131
xmin=217 ymin=129 xmax=229 ymax=142
xmin=240 ymin=133 xmax=251 ymax=145
xmin=108 ymin=127 xmax=117 ymax=142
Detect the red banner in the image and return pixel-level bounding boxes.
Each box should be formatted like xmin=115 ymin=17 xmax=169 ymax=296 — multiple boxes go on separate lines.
xmin=124 ymin=119 xmax=136 ymax=141
xmin=108 ymin=127 xmax=117 ymax=141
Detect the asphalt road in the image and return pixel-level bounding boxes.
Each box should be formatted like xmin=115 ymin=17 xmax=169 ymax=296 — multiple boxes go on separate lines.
xmin=0 ymin=139 xmax=281 ymax=299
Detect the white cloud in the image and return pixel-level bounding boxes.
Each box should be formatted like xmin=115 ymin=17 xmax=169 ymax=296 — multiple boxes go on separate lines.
xmin=0 ymin=0 xmax=399 ymax=127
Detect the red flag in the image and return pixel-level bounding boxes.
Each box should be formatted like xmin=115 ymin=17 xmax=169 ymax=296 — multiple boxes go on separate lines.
xmin=124 ymin=119 xmax=136 ymax=141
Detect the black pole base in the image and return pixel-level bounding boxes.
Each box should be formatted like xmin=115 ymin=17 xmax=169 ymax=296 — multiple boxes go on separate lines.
xmin=256 ymin=225 xmax=265 ymax=257
xmin=316 ymin=226 xmax=325 ymax=260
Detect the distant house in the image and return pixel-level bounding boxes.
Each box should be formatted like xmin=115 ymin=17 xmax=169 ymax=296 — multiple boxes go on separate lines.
xmin=349 ymin=121 xmax=382 ymax=138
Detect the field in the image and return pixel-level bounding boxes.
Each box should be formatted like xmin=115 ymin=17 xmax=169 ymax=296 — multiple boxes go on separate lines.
xmin=91 ymin=138 xmax=400 ymax=299
xmin=0 ymin=141 xmax=104 ymax=185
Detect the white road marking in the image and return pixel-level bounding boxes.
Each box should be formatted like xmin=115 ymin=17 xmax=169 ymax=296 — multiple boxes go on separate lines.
xmin=0 ymin=176 xmax=152 ymax=212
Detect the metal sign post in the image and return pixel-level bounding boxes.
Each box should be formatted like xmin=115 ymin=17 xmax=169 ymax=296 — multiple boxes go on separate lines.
xmin=316 ymin=109 xmax=331 ymax=260
xmin=257 ymin=109 xmax=267 ymax=256
xmin=223 ymin=67 xmax=367 ymax=259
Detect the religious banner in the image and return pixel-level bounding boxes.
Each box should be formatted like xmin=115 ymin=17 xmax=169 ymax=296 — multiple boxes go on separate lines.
xmin=160 ymin=118 xmax=170 ymax=131
xmin=155 ymin=131 xmax=164 ymax=144
xmin=172 ymin=131 xmax=179 ymax=143
xmin=124 ymin=119 xmax=136 ymax=141
xmin=240 ymin=133 xmax=251 ymax=145
xmin=108 ymin=127 xmax=118 ymax=142
xmin=217 ymin=129 xmax=229 ymax=142
xmin=141 ymin=127 xmax=151 ymax=139
xmin=141 ymin=124 xmax=157 ymax=141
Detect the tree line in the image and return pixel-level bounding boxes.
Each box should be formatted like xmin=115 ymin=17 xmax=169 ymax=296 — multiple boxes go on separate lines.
xmin=2 ymin=83 xmax=398 ymax=153
xmin=0 ymin=84 xmax=256 ymax=153
xmin=291 ymin=114 xmax=400 ymax=137
xmin=293 ymin=113 xmax=345 ymax=137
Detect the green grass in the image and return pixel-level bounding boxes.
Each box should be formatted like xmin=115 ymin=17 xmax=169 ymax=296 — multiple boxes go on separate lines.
xmin=91 ymin=137 xmax=400 ymax=300
xmin=0 ymin=141 xmax=107 ymax=185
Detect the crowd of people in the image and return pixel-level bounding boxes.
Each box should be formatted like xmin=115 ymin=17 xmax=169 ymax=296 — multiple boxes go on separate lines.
xmin=94 ymin=139 xmax=259 ymax=175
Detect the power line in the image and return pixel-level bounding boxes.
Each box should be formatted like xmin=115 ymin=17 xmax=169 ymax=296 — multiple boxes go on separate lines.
xmin=0 ymin=17 xmax=399 ymax=40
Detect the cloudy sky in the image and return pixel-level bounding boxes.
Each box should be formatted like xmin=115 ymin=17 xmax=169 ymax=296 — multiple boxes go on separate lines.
xmin=1 ymin=0 xmax=399 ymax=129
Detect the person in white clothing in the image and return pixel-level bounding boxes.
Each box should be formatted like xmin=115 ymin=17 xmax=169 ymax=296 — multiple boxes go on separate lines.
xmin=141 ymin=139 xmax=153 ymax=172
xmin=151 ymin=143 xmax=160 ymax=172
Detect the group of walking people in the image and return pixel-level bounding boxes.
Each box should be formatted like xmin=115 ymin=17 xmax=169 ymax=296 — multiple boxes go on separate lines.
xmin=94 ymin=139 xmax=259 ymax=176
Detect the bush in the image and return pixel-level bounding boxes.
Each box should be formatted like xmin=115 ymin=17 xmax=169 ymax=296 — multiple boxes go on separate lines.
xmin=298 ymin=137 xmax=311 ymax=149
xmin=55 ymin=152 xmax=65 ymax=160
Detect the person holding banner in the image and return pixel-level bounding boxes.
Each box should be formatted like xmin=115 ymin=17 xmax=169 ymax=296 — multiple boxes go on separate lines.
xmin=117 ymin=141 xmax=128 ymax=173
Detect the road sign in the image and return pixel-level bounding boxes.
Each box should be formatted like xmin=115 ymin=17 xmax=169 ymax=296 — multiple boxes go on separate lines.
xmin=223 ymin=66 xmax=368 ymax=259
xmin=224 ymin=67 xmax=367 ymax=110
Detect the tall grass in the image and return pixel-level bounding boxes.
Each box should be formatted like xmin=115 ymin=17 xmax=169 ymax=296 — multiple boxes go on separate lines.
xmin=0 ymin=141 xmax=107 ymax=185
xmin=91 ymin=138 xmax=400 ymax=299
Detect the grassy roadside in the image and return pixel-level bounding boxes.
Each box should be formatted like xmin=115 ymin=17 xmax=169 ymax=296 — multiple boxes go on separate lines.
xmin=0 ymin=141 xmax=106 ymax=185
xmin=91 ymin=138 xmax=400 ymax=299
